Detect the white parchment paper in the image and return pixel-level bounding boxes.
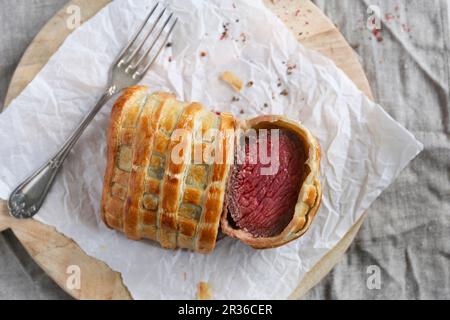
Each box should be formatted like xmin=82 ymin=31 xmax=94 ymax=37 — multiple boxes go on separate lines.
xmin=0 ymin=0 xmax=423 ymax=299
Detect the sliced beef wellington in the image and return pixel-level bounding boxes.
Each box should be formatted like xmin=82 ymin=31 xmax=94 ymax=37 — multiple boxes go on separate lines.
xmin=101 ymin=87 xmax=321 ymax=253
xmin=221 ymin=116 xmax=321 ymax=249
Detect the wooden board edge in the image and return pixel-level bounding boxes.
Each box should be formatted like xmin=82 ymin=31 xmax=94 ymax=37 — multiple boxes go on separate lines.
xmin=0 ymin=200 xmax=11 ymax=232
xmin=289 ymin=213 xmax=366 ymax=299
xmin=1 ymin=199 xmax=132 ymax=300
xmin=264 ymin=0 xmax=373 ymax=100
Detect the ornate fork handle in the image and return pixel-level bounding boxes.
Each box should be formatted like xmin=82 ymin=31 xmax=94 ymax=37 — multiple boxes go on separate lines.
xmin=8 ymin=87 xmax=116 ymax=219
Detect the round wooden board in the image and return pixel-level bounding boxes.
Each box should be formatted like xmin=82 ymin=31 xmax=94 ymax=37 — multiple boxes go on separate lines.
xmin=0 ymin=0 xmax=372 ymax=300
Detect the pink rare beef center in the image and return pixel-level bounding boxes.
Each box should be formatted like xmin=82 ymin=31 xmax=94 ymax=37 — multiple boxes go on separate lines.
xmin=227 ymin=129 xmax=306 ymax=238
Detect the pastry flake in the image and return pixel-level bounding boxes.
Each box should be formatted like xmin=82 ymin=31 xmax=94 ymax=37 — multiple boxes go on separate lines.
xmin=220 ymin=71 xmax=244 ymax=92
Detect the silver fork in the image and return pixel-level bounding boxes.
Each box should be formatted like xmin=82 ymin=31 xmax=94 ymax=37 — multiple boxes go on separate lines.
xmin=8 ymin=3 xmax=178 ymax=219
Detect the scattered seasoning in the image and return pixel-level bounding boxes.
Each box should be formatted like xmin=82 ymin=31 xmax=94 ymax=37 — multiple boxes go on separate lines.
xmin=232 ymin=3 xmax=236 ymax=9
xmin=168 ymin=56 xmax=173 ymax=62
xmin=295 ymin=9 xmax=301 ymax=17
xmin=240 ymin=32 xmax=247 ymax=43
xmin=235 ymin=19 xmax=240 ymax=23
xmin=298 ymin=32 xmax=303 ymax=36
xmin=220 ymin=23 xmax=230 ymax=40
xmin=287 ymin=64 xmax=297 ymax=75
xmin=385 ymin=13 xmax=395 ymax=21
xmin=372 ymin=28 xmax=383 ymax=42
xmin=264 ymin=103 xmax=269 ymax=108
xmin=280 ymin=89 xmax=289 ymax=96
xmin=247 ymin=81 xmax=254 ymax=87
xmin=232 ymin=96 xmax=240 ymax=102
xmin=277 ymin=79 xmax=282 ymax=87
xmin=350 ymin=43 xmax=360 ymax=50
xmin=166 ymin=42 xmax=173 ymax=48
xmin=240 ymin=109 xmax=245 ymax=114
xmin=402 ymin=23 xmax=412 ymax=33
xmin=200 ymin=51 xmax=207 ymax=57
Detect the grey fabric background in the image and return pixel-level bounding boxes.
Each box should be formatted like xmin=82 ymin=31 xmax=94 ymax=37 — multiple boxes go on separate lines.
xmin=0 ymin=0 xmax=449 ymax=300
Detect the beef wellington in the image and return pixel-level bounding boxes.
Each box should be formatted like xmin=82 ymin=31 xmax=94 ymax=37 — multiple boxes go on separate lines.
xmin=101 ymin=86 xmax=321 ymax=253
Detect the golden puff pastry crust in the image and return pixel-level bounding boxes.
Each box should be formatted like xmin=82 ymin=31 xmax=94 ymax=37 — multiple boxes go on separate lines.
xmin=220 ymin=115 xmax=322 ymax=249
xmin=101 ymin=86 xmax=234 ymax=253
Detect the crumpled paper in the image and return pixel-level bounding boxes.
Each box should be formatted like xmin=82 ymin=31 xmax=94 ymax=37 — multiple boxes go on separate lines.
xmin=0 ymin=0 xmax=423 ymax=299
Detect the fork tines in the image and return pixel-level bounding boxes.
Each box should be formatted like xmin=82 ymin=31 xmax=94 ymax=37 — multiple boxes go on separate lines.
xmin=118 ymin=2 xmax=178 ymax=79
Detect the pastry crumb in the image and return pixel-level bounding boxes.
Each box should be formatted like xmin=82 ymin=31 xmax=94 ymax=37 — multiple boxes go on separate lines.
xmin=197 ymin=282 xmax=212 ymax=300
xmin=220 ymin=71 xmax=244 ymax=92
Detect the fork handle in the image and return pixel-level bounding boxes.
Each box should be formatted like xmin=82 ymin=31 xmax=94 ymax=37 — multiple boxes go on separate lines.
xmin=8 ymin=86 xmax=117 ymax=219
